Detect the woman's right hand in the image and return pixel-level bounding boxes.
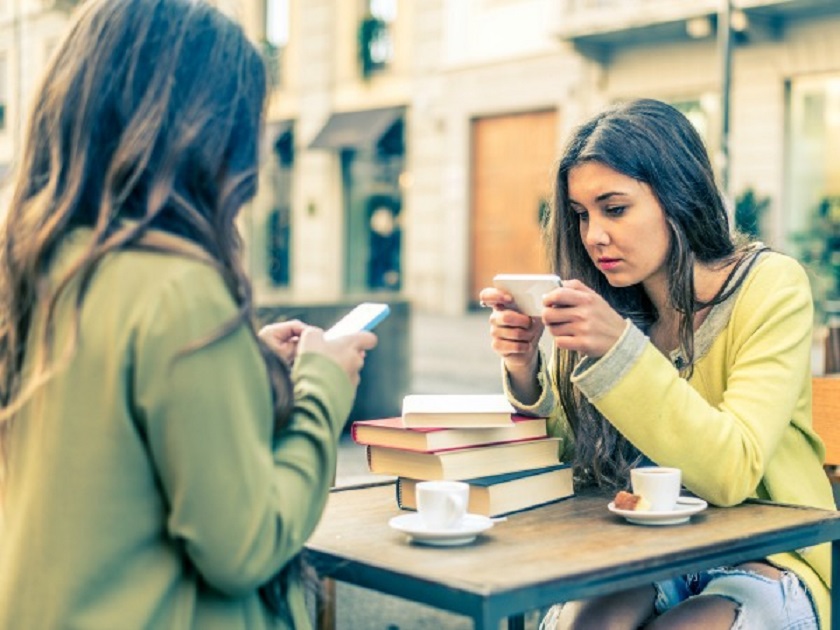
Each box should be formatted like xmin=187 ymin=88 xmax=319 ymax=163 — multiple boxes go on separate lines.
xmin=478 ymin=287 xmax=544 ymax=375
xmin=297 ymin=327 xmax=378 ymax=387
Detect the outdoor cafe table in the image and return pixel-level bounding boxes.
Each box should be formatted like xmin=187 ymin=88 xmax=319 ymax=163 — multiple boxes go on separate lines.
xmin=305 ymin=480 xmax=840 ymax=630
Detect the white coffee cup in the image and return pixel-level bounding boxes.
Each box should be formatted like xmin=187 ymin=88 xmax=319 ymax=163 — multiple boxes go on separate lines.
xmin=630 ymin=467 xmax=681 ymax=512
xmin=415 ymin=480 xmax=469 ymax=530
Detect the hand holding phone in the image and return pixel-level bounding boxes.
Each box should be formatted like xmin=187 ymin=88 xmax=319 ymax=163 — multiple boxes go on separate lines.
xmin=323 ymin=302 xmax=390 ymax=341
xmin=492 ymin=274 xmax=562 ymax=317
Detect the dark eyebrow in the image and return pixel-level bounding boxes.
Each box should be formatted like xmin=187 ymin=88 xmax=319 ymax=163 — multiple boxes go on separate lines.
xmin=594 ymin=191 xmax=630 ymax=203
xmin=569 ymin=191 xmax=629 ymax=206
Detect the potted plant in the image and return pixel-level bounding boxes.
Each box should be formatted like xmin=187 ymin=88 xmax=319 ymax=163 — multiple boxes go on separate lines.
xmin=790 ymin=196 xmax=840 ymax=322
xmin=734 ymin=187 xmax=771 ymax=239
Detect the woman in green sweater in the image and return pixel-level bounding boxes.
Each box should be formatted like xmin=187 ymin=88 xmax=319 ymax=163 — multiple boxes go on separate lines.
xmin=0 ymin=1 xmax=376 ymax=628
xmin=480 ymin=99 xmax=834 ymax=629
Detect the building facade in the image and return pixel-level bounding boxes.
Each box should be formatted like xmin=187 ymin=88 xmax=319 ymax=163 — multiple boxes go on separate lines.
xmin=252 ymin=0 xmax=840 ymax=315
xmin=1 ymin=0 xmax=839 ymax=316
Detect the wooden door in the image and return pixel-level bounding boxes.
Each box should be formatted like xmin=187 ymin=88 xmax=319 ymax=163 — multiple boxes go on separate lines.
xmin=469 ymin=109 xmax=557 ymax=305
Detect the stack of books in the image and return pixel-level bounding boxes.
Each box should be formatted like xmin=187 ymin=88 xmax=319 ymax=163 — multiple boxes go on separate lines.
xmin=351 ymin=393 xmax=574 ymax=517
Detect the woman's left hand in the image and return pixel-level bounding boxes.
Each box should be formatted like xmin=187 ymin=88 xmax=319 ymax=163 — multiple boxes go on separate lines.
xmin=542 ymin=279 xmax=627 ymax=359
xmin=258 ymin=319 xmax=307 ymax=365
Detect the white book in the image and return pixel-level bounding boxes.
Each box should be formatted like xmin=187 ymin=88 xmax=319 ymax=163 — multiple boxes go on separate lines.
xmin=401 ymin=393 xmax=517 ymax=428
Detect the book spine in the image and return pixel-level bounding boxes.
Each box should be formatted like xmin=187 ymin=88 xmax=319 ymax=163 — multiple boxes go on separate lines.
xmin=395 ymin=479 xmax=406 ymax=509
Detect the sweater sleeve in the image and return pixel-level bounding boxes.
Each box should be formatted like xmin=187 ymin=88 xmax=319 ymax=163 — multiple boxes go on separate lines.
xmin=132 ymin=262 xmax=353 ymax=595
xmin=502 ymin=350 xmax=576 ymax=463
xmin=572 ymin=255 xmax=815 ymax=506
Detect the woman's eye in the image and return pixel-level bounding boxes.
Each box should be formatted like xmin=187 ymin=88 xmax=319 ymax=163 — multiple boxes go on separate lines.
xmin=574 ymin=210 xmax=589 ymax=222
xmin=605 ymin=205 xmax=626 ymax=217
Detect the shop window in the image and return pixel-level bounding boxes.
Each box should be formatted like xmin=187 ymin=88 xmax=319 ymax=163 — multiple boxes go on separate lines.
xmin=263 ymin=0 xmax=289 ymax=87
xmin=669 ymin=95 xmax=722 ymax=179
xmin=787 ymin=76 xmax=840 ymax=234
xmin=340 ymin=118 xmax=404 ymax=293
xmin=265 ymin=124 xmax=294 ymax=287
xmin=786 ymin=75 xmax=840 ymax=315
xmin=359 ymin=0 xmax=397 ymax=78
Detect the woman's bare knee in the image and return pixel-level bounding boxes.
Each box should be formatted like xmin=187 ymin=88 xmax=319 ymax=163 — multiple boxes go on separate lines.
xmin=556 ymin=585 xmax=656 ymax=630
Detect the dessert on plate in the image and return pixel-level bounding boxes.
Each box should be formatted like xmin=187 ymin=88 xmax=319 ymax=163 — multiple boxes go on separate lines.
xmin=613 ymin=490 xmax=651 ymax=512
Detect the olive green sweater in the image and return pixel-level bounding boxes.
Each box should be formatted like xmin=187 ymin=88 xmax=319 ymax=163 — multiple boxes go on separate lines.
xmin=509 ymin=251 xmax=835 ymax=628
xmin=0 ymin=230 xmax=353 ymax=629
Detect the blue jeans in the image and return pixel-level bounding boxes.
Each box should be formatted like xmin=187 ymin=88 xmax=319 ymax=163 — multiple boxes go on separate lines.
xmin=654 ymin=565 xmax=818 ymax=629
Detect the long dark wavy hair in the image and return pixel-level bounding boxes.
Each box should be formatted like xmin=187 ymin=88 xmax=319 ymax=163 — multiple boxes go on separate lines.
xmin=547 ymin=98 xmax=755 ymax=488
xmin=0 ymin=0 xmax=298 ymax=614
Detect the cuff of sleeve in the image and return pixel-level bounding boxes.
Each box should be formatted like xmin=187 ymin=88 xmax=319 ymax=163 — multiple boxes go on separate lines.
xmin=571 ymin=320 xmax=647 ymax=402
xmin=291 ymin=352 xmax=355 ymax=438
xmin=501 ymin=351 xmax=556 ymax=418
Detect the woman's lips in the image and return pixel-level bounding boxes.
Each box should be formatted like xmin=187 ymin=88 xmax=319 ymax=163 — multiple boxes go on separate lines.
xmin=598 ymin=258 xmax=621 ymax=271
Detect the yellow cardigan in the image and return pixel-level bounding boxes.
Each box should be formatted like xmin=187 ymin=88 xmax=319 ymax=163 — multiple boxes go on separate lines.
xmin=0 ymin=230 xmax=354 ymax=629
xmin=509 ymin=251 xmax=835 ymax=628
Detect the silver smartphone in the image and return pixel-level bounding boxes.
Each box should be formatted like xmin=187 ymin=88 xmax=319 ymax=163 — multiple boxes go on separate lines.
xmin=492 ymin=274 xmax=563 ymax=316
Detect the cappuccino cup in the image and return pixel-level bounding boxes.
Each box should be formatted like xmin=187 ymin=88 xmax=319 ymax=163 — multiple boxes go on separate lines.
xmin=630 ymin=467 xmax=681 ymax=512
xmin=415 ymin=480 xmax=469 ymax=529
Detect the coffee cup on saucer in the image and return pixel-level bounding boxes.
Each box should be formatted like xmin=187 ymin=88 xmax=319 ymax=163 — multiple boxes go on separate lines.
xmin=630 ymin=467 xmax=681 ymax=512
xmin=415 ymin=480 xmax=469 ymax=529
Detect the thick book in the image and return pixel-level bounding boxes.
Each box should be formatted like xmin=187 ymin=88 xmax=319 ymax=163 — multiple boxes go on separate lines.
xmin=396 ymin=464 xmax=574 ymax=517
xmin=401 ymin=393 xmax=517 ymax=428
xmin=366 ymin=437 xmax=561 ymax=480
xmin=351 ymin=415 xmax=547 ymax=452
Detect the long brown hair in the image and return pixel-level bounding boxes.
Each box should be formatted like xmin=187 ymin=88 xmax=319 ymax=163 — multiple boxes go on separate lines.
xmin=0 ymin=0 xmax=292 ymax=441
xmin=547 ymin=98 xmax=754 ymax=488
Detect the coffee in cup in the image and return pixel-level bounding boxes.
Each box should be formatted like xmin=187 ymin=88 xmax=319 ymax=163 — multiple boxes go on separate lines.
xmin=415 ymin=480 xmax=469 ymax=529
xmin=630 ymin=467 xmax=681 ymax=512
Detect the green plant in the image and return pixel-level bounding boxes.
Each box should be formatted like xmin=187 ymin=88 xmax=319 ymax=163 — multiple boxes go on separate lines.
xmin=790 ymin=195 xmax=840 ymax=323
xmin=734 ymin=187 xmax=771 ymax=239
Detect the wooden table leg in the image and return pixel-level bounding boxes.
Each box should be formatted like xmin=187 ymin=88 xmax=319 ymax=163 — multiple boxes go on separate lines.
xmin=316 ymin=577 xmax=336 ymax=630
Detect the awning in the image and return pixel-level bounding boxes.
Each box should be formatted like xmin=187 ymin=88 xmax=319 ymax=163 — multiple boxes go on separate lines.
xmin=308 ymin=106 xmax=405 ymax=150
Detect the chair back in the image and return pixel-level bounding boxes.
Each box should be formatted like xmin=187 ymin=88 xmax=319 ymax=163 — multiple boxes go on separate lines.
xmin=813 ymin=376 xmax=840 ymax=467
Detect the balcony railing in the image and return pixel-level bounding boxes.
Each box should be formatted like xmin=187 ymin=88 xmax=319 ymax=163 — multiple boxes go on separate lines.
xmin=555 ymin=0 xmax=838 ymax=58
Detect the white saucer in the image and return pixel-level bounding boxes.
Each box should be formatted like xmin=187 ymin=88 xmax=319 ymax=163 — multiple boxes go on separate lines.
xmin=388 ymin=513 xmax=494 ymax=546
xmin=608 ymin=496 xmax=709 ymax=526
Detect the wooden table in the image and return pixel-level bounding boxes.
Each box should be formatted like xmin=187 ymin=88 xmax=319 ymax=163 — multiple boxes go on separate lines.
xmin=306 ymin=481 xmax=840 ymax=629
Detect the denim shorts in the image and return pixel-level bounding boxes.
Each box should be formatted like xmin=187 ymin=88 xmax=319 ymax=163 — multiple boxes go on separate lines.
xmin=653 ymin=565 xmax=818 ymax=630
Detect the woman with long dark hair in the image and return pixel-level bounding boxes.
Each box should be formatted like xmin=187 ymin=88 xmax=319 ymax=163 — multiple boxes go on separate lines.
xmin=0 ymin=1 xmax=375 ymax=627
xmin=481 ymin=98 xmax=832 ymax=629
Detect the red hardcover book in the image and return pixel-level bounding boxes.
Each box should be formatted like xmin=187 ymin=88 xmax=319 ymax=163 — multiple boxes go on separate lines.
xmin=350 ymin=415 xmax=547 ymax=452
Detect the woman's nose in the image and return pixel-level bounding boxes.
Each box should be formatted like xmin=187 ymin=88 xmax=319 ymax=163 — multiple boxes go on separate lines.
xmin=584 ymin=218 xmax=610 ymax=247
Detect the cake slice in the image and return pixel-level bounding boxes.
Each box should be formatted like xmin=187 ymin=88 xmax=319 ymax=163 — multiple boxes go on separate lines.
xmin=614 ymin=490 xmax=651 ymax=512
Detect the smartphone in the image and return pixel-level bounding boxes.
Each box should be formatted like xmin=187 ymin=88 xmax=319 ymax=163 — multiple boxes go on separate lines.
xmin=492 ymin=274 xmax=563 ymax=317
xmin=323 ymin=302 xmax=391 ymax=340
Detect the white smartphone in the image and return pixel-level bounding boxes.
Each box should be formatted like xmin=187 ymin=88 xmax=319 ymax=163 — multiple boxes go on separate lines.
xmin=492 ymin=273 xmax=563 ymax=317
xmin=323 ymin=302 xmax=391 ymax=340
